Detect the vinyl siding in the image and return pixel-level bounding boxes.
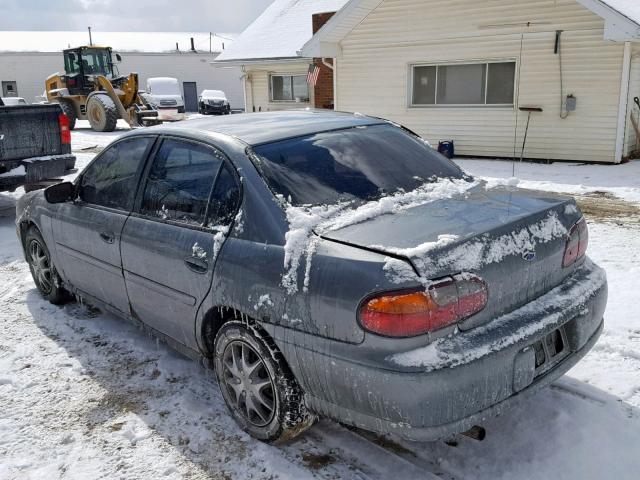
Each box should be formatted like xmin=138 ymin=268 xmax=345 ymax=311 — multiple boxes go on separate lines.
xmin=336 ymin=0 xmax=627 ymax=163
xmin=625 ymin=45 xmax=640 ymax=156
xmin=0 ymin=52 xmax=244 ymax=109
xmin=244 ymin=62 xmax=314 ymax=112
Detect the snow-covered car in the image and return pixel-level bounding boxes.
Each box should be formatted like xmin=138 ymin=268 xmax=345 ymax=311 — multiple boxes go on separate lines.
xmin=1 ymin=96 xmax=28 ymax=106
xmin=16 ymin=110 xmax=607 ymax=444
xmin=142 ymin=77 xmax=186 ymax=121
xmin=198 ymin=89 xmax=230 ymax=115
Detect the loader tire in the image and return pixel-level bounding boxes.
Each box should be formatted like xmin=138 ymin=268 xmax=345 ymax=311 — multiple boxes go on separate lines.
xmin=87 ymin=94 xmax=118 ymax=132
xmin=58 ymin=100 xmax=77 ymax=130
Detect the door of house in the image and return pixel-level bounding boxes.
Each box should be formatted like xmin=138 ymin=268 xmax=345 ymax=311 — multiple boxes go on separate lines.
xmin=183 ymin=82 xmax=198 ymax=112
xmin=2 ymin=81 xmax=18 ymax=97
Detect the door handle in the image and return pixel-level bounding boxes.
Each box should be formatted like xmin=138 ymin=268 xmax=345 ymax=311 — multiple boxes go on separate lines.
xmin=184 ymin=256 xmax=208 ymax=272
xmin=99 ymin=231 xmax=115 ymax=244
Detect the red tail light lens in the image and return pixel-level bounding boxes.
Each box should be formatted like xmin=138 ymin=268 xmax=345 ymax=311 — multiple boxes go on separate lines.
xmin=358 ymin=275 xmax=488 ymax=337
xmin=563 ymin=218 xmax=588 ymax=267
xmin=58 ymin=113 xmax=71 ymax=145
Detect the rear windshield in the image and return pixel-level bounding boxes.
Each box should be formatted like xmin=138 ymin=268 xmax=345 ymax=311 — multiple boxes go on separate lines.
xmin=251 ymin=124 xmax=467 ymax=206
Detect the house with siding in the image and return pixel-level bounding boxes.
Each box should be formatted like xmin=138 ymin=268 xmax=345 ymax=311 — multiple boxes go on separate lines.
xmin=213 ymin=0 xmax=349 ymax=112
xmin=301 ymin=0 xmax=640 ymax=163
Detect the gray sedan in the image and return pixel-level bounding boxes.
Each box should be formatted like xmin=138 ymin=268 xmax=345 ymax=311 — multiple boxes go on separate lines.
xmin=15 ymin=110 xmax=607 ymax=443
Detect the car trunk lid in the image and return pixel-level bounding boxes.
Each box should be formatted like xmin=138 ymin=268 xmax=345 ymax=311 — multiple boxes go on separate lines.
xmin=321 ymin=186 xmax=580 ymax=331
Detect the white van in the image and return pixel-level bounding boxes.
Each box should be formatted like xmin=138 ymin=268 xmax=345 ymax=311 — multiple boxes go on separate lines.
xmin=143 ymin=77 xmax=186 ymax=121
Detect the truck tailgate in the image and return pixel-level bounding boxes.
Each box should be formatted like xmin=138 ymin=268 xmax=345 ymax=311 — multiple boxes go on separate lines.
xmin=0 ymin=104 xmax=64 ymax=161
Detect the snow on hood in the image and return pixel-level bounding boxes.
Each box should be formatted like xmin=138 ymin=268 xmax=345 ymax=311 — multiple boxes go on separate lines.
xmin=282 ymin=177 xmax=479 ymax=294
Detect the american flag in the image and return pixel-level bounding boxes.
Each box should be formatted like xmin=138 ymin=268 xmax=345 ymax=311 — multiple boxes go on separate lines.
xmin=307 ymin=63 xmax=320 ymax=86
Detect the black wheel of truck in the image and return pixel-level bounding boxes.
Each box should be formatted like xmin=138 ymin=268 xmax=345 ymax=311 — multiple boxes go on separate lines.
xmin=214 ymin=321 xmax=316 ymax=443
xmin=58 ymin=100 xmax=77 ymax=130
xmin=25 ymin=226 xmax=71 ymax=305
xmin=87 ymin=94 xmax=118 ymax=132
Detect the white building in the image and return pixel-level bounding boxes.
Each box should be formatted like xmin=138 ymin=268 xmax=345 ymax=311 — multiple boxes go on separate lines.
xmin=214 ymin=0 xmax=349 ymax=112
xmin=0 ymin=31 xmax=244 ymax=111
xmin=302 ymin=0 xmax=640 ymax=163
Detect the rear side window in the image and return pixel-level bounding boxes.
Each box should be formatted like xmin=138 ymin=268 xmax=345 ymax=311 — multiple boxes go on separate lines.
xmin=79 ymin=137 xmax=152 ymax=210
xmin=140 ymin=139 xmax=224 ymax=226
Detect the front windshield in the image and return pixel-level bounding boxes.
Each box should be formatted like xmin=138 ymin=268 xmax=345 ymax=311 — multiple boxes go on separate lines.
xmin=81 ymin=48 xmax=113 ymax=76
xmin=202 ymin=90 xmax=226 ymax=98
xmin=252 ymin=124 xmax=468 ymax=206
xmin=150 ymin=80 xmax=180 ymax=95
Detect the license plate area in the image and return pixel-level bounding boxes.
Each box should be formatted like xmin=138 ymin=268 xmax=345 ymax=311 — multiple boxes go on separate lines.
xmin=533 ymin=327 xmax=569 ymax=377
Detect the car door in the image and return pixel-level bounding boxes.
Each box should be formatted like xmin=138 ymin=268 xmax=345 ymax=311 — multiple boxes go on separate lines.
xmin=52 ymin=136 xmax=155 ymax=315
xmin=120 ymin=137 xmax=240 ymax=347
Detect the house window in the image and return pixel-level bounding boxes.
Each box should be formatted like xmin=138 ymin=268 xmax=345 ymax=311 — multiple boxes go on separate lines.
xmin=410 ymin=61 xmax=516 ymax=106
xmin=270 ymin=74 xmax=309 ymax=102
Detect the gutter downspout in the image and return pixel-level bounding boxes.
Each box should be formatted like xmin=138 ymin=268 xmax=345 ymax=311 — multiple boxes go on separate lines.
xmin=241 ymin=65 xmax=248 ymax=113
xmin=615 ymin=41 xmax=632 ymax=163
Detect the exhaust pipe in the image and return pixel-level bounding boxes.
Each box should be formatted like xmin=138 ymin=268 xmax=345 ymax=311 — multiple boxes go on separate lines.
xmin=461 ymin=425 xmax=486 ymax=441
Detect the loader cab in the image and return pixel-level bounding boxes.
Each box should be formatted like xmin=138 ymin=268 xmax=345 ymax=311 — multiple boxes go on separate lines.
xmin=63 ymin=46 xmax=118 ymax=95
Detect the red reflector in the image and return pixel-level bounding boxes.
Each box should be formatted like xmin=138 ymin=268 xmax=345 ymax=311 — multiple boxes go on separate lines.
xmin=563 ymin=218 xmax=588 ymax=267
xmin=359 ymin=275 xmax=488 ymax=338
xmin=58 ymin=113 xmax=71 ymax=145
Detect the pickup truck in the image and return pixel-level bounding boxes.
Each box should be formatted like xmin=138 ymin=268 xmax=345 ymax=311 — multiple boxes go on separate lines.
xmin=0 ymin=100 xmax=76 ymax=192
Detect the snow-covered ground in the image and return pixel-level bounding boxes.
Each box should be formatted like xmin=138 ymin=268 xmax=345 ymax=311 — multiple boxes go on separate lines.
xmin=1 ymin=122 xmax=639 ymax=479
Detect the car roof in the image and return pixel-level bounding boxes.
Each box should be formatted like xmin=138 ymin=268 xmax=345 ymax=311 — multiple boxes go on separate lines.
xmin=157 ymin=109 xmax=386 ymax=146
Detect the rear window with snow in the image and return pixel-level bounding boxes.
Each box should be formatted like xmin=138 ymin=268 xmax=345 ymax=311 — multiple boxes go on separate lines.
xmin=251 ymin=124 xmax=467 ymax=206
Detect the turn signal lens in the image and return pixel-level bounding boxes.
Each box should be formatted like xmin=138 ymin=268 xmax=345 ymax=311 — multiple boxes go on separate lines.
xmin=359 ymin=275 xmax=488 ymax=337
xmin=563 ymin=218 xmax=588 ymax=267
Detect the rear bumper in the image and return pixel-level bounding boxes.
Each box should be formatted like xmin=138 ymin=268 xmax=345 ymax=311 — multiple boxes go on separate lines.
xmin=0 ymin=154 xmax=75 ymax=191
xmin=287 ymin=260 xmax=607 ymax=441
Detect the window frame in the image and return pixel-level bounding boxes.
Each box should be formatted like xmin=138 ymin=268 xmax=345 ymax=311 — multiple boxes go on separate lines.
xmin=269 ymin=73 xmax=310 ymax=103
xmin=74 ymin=135 xmax=157 ymax=213
xmin=131 ymin=135 xmax=242 ymax=232
xmin=408 ymin=59 xmax=518 ymax=108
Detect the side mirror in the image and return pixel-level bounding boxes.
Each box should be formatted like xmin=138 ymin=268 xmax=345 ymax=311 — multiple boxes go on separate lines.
xmin=115 ymin=53 xmax=122 ymax=62
xmin=44 ymin=182 xmax=76 ymax=204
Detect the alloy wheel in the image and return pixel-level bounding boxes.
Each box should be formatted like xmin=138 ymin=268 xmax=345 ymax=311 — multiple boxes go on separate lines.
xmin=29 ymin=239 xmax=52 ymax=294
xmin=221 ymin=340 xmax=276 ymax=427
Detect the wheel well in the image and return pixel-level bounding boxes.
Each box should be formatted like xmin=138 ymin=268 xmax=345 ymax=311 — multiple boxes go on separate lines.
xmin=18 ymin=220 xmax=37 ymax=250
xmin=201 ymin=306 xmax=267 ymax=357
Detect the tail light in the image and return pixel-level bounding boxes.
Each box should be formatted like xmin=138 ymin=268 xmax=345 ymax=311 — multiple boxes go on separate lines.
xmin=358 ymin=275 xmax=488 ymax=338
xmin=563 ymin=218 xmax=588 ymax=267
xmin=58 ymin=113 xmax=71 ymax=145
xmin=66 ymin=77 xmax=76 ymax=87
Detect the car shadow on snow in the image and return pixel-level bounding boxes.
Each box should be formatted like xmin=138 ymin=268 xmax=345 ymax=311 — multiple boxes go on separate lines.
xmin=25 ymin=292 xmax=640 ymax=480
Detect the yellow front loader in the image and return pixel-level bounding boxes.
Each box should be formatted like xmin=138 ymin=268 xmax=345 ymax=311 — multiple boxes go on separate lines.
xmin=45 ymin=45 xmax=159 ymax=132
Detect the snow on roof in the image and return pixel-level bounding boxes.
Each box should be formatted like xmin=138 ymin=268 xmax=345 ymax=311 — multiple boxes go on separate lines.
xmin=215 ymin=0 xmax=349 ymax=62
xmin=600 ymin=0 xmax=640 ymax=24
xmin=0 ymin=31 xmax=237 ymax=53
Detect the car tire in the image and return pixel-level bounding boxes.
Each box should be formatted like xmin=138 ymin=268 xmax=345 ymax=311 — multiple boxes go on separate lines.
xmin=214 ymin=321 xmax=316 ymax=443
xmin=58 ymin=100 xmax=77 ymax=130
xmin=87 ymin=94 xmax=118 ymax=132
xmin=25 ymin=226 xmax=71 ymax=305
